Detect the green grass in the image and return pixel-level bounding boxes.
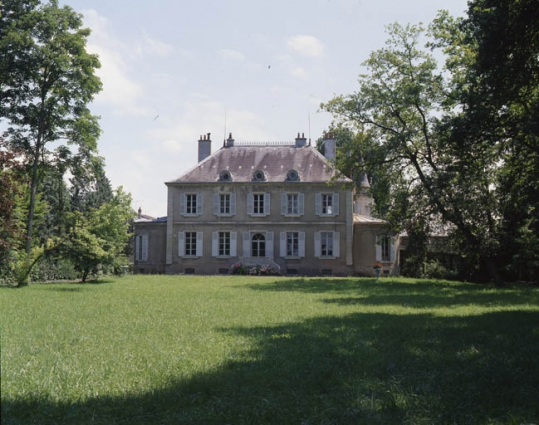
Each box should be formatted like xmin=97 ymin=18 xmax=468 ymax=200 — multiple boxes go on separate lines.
xmin=1 ymin=275 xmax=539 ymax=424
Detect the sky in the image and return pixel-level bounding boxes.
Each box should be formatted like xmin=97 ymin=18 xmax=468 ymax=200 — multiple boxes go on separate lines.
xmin=58 ymin=0 xmax=469 ymax=217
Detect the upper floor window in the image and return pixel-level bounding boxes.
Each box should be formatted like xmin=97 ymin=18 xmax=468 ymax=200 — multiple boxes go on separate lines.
xmin=219 ymin=170 xmax=232 ymax=181
xmin=248 ymin=193 xmax=270 ymax=216
xmin=286 ymin=169 xmax=300 ymax=181
xmin=315 ymin=193 xmax=340 ymax=216
xmin=252 ymin=170 xmax=266 ymax=182
xmin=212 ymin=193 xmax=236 ymax=216
xmin=281 ymin=193 xmax=304 ymax=216
xmin=180 ymin=193 xmax=202 ymax=216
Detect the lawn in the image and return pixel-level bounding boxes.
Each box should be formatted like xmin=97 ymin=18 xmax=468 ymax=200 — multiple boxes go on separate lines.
xmin=1 ymin=275 xmax=539 ymax=424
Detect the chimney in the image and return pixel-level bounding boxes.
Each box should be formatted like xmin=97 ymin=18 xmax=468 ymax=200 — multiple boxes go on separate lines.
xmin=137 ymin=207 xmax=142 ymax=219
xmin=295 ymin=132 xmax=307 ymax=148
xmin=226 ymin=132 xmax=235 ymax=147
xmin=198 ymin=132 xmax=212 ymax=162
xmin=323 ymin=131 xmax=336 ymax=160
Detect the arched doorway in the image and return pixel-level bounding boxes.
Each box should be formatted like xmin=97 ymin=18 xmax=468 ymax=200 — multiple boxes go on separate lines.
xmin=251 ymin=233 xmax=266 ymax=257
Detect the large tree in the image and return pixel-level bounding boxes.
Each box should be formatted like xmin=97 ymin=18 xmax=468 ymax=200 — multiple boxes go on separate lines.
xmin=0 ymin=0 xmax=102 ymax=283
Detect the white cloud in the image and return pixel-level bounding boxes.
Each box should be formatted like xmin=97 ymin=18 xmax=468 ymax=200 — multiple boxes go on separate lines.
xmin=134 ymin=32 xmax=175 ymax=57
xmin=219 ymin=49 xmax=246 ymax=62
xmin=291 ymin=67 xmax=307 ymax=78
xmin=287 ymin=35 xmax=325 ymax=57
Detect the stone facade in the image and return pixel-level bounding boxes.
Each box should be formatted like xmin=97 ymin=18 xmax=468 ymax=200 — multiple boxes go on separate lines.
xmin=134 ymin=132 xmax=397 ymax=276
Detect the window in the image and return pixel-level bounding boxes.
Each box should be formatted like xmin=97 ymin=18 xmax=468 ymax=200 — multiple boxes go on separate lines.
xmin=178 ymin=232 xmax=203 ymax=257
xmin=135 ymin=234 xmax=148 ymax=261
xmin=185 ymin=232 xmax=197 ymax=256
xmin=321 ymin=231 xmax=333 ymax=256
xmin=287 ymin=232 xmax=299 ymax=257
xmin=286 ymin=169 xmax=300 ymax=181
xmin=322 ymin=194 xmax=333 ymax=215
xmin=252 ymin=233 xmax=266 ymax=257
xmin=180 ymin=193 xmax=202 ymax=216
xmin=219 ymin=232 xmax=230 ymax=256
xmin=315 ymin=231 xmax=340 ymax=258
xmin=254 ymin=194 xmax=264 ymax=214
xmin=281 ymin=193 xmax=304 ymax=216
xmin=186 ymin=194 xmax=197 ymax=214
xmin=219 ymin=170 xmax=232 ymax=181
xmin=287 ymin=194 xmax=299 ymax=215
xmin=220 ymin=194 xmax=230 ymax=214
xmin=315 ymin=193 xmax=339 ymax=216
xmin=252 ymin=170 xmax=266 ymax=181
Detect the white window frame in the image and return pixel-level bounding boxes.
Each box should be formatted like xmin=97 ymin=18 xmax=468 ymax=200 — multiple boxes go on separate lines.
xmin=212 ymin=231 xmax=237 ymax=257
xmin=279 ymin=231 xmax=305 ymax=258
xmin=281 ymin=193 xmax=304 ymax=216
xmin=376 ymin=235 xmax=396 ymax=263
xmin=178 ymin=231 xmax=203 ymax=257
xmin=248 ymin=193 xmax=270 ymax=216
xmin=315 ymin=193 xmax=340 ymax=216
xmin=180 ymin=193 xmax=202 ymax=216
xmin=314 ymin=231 xmax=340 ymax=258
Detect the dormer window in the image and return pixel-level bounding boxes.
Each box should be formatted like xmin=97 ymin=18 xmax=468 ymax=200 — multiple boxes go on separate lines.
xmin=286 ymin=169 xmax=300 ymax=181
xmin=219 ymin=170 xmax=232 ymax=182
xmin=252 ymin=170 xmax=266 ymax=182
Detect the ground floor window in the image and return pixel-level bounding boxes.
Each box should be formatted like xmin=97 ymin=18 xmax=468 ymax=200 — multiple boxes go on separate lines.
xmin=321 ymin=231 xmax=333 ymax=257
xmin=185 ymin=232 xmax=196 ymax=256
xmin=287 ymin=232 xmax=299 ymax=257
xmin=252 ymin=233 xmax=266 ymax=257
xmin=219 ymin=232 xmax=231 ymax=256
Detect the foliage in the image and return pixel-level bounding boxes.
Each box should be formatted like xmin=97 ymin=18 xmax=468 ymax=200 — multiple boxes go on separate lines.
xmin=322 ymin=8 xmax=539 ymax=283
xmin=1 ymin=276 xmax=539 ymax=423
xmin=248 ymin=264 xmax=280 ymax=276
xmin=0 ymin=0 xmax=102 ymax=271
xmin=60 ymin=187 xmax=135 ymax=282
xmin=230 ymin=262 xmax=247 ymax=275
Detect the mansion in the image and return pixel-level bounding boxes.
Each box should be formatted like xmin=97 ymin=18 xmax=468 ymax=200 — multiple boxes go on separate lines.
xmin=133 ymin=132 xmax=398 ymax=276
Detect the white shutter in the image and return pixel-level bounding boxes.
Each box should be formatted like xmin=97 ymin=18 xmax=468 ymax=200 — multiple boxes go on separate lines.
xmin=266 ymin=231 xmax=274 ymax=257
xmin=299 ymin=232 xmax=305 ymax=257
xmin=178 ymin=232 xmax=185 ymax=257
xmin=243 ymin=232 xmax=250 ymax=256
xmin=196 ymin=232 xmax=203 ymax=257
xmin=230 ymin=232 xmax=237 ymax=256
xmin=264 ymin=193 xmax=270 ymax=215
xmin=280 ymin=232 xmax=286 ymax=257
xmin=333 ymin=231 xmax=340 ymax=258
xmin=281 ymin=193 xmax=287 ymax=215
xmin=179 ymin=194 xmax=186 ymax=215
xmin=213 ymin=194 xmax=219 ymax=215
xmin=314 ymin=232 xmax=321 ymax=257
xmin=247 ymin=193 xmax=254 ymax=215
xmin=230 ymin=193 xmax=236 ymax=215
xmin=142 ymin=234 xmax=148 ymax=261
xmin=315 ymin=193 xmax=322 ymax=215
xmin=212 ymin=231 xmax=218 ymax=257
xmin=375 ymin=237 xmax=382 ymax=262
xmin=333 ymin=193 xmax=340 ymax=216
xmin=298 ymin=193 xmax=304 ymax=215
xmin=390 ymin=238 xmax=396 ymax=262
xmin=196 ymin=193 xmax=203 ymax=215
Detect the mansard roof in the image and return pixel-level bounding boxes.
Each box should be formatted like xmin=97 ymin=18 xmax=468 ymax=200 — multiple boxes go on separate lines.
xmin=167 ymin=144 xmax=352 ymax=184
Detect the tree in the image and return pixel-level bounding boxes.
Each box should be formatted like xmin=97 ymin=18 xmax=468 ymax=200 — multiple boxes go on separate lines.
xmin=323 ymin=21 xmax=504 ymax=283
xmin=61 ymin=187 xmax=134 ymax=282
xmin=0 ymin=0 xmax=102 ymax=284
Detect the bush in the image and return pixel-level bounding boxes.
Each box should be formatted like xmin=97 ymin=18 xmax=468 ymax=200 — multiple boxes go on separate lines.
xmin=230 ymin=262 xmax=247 ymax=275
xmin=30 ymin=256 xmax=78 ymax=282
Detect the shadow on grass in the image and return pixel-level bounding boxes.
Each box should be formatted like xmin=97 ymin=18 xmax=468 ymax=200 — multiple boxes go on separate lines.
xmin=247 ymin=278 xmax=539 ymax=309
xmin=3 ymin=310 xmax=539 ymax=424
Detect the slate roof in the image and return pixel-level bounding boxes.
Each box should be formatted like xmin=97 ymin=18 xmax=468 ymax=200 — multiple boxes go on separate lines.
xmin=167 ymin=144 xmax=351 ymax=184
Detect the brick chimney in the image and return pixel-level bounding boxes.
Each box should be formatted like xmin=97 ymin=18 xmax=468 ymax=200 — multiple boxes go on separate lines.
xmin=295 ymin=132 xmax=307 ymax=148
xmin=198 ymin=132 xmax=212 ymax=162
xmin=323 ymin=131 xmax=336 ymax=160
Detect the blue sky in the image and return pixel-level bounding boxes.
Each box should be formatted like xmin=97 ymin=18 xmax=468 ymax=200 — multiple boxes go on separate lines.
xmin=59 ymin=0 xmax=469 ymax=217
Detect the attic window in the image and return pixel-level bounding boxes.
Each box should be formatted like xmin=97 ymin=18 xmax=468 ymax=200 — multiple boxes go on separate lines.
xmin=219 ymin=170 xmax=232 ymax=181
xmin=252 ymin=170 xmax=266 ymax=182
xmin=286 ymin=170 xmax=300 ymax=181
